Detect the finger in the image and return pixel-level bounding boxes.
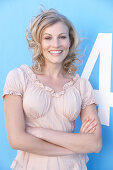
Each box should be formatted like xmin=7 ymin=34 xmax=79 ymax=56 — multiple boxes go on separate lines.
xmin=82 ymin=119 xmax=97 ymax=133
xmin=84 ymin=121 xmax=97 ymax=133
xmin=80 ymin=118 xmax=90 ymax=133
xmin=81 ymin=118 xmax=89 ymax=125
xmin=85 ymin=123 xmax=97 ymax=133
xmin=88 ymin=127 xmax=96 ymax=134
xmin=81 ymin=118 xmax=91 ymax=129
xmin=82 ymin=118 xmax=95 ymax=133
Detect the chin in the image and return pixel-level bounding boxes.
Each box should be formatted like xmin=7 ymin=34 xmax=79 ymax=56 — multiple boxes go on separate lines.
xmin=45 ymin=56 xmax=66 ymax=64
xmin=51 ymin=60 xmax=64 ymax=64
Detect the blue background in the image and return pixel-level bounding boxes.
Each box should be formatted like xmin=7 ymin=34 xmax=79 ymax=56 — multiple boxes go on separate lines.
xmin=0 ymin=0 xmax=113 ymax=169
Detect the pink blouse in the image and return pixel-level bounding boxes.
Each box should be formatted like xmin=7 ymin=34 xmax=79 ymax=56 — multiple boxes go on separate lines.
xmin=3 ymin=64 xmax=96 ymax=170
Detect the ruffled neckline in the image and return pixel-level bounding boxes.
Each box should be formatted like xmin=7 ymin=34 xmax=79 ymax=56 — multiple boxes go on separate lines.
xmin=20 ymin=64 xmax=80 ymax=97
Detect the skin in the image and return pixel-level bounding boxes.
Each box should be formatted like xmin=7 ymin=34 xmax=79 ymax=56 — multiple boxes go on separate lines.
xmin=4 ymin=21 xmax=102 ymax=156
xmin=41 ymin=21 xmax=70 ymax=66
xmin=26 ymin=104 xmax=102 ymax=153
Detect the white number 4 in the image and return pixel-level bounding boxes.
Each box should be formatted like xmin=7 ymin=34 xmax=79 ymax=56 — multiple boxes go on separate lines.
xmin=81 ymin=33 xmax=113 ymax=126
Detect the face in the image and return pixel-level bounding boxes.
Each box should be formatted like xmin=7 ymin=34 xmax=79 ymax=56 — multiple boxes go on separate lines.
xmin=41 ymin=21 xmax=70 ymax=65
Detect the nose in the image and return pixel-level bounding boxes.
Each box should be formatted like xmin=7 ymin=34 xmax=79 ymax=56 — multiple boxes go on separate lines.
xmin=52 ymin=38 xmax=60 ymax=48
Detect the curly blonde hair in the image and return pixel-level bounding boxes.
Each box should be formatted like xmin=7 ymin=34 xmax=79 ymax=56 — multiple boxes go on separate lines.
xmin=26 ymin=8 xmax=80 ymax=75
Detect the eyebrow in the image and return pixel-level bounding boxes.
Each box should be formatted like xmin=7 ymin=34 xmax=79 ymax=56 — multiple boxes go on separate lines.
xmin=43 ymin=33 xmax=68 ymax=36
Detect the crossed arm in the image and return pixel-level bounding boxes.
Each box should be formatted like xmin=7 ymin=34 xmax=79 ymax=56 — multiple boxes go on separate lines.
xmin=4 ymin=95 xmax=102 ymax=156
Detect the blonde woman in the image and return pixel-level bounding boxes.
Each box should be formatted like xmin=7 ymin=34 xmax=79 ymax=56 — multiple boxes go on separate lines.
xmin=3 ymin=9 xmax=102 ymax=170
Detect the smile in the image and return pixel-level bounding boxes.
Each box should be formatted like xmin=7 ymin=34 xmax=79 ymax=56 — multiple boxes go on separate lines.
xmin=49 ymin=50 xmax=63 ymax=54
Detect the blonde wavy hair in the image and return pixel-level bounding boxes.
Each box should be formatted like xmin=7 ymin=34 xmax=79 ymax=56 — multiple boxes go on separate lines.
xmin=26 ymin=8 xmax=80 ymax=75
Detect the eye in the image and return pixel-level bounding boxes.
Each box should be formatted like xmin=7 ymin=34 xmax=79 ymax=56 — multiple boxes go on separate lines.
xmin=59 ymin=36 xmax=67 ymax=39
xmin=44 ymin=37 xmax=51 ymax=40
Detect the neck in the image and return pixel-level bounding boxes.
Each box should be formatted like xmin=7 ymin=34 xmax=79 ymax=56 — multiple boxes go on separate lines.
xmin=42 ymin=63 xmax=65 ymax=79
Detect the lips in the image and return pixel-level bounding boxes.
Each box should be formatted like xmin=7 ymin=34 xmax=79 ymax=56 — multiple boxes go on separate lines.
xmin=49 ymin=50 xmax=63 ymax=55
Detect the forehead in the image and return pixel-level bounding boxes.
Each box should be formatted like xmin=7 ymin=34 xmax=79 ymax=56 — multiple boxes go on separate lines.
xmin=42 ymin=21 xmax=69 ymax=35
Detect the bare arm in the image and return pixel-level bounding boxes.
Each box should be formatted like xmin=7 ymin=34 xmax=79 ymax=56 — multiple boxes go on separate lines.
xmin=4 ymin=95 xmax=74 ymax=157
xmin=33 ymin=104 xmax=102 ymax=154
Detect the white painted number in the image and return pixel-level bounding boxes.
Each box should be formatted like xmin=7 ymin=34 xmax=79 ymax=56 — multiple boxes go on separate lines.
xmin=81 ymin=33 xmax=113 ymax=126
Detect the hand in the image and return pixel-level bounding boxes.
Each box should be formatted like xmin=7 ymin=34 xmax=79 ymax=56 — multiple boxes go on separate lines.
xmin=80 ymin=118 xmax=97 ymax=134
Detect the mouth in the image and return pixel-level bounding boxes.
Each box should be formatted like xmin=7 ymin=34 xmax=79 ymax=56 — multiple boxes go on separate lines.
xmin=49 ymin=50 xmax=63 ymax=55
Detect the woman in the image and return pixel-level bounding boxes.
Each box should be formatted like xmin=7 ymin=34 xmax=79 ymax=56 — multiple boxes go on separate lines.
xmin=3 ymin=9 xmax=102 ymax=170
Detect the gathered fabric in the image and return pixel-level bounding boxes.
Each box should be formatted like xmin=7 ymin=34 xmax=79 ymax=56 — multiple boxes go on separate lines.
xmin=3 ymin=64 xmax=97 ymax=170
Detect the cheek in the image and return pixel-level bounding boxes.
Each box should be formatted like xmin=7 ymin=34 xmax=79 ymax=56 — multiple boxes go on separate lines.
xmin=41 ymin=40 xmax=49 ymax=50
xmin=64 ymin=41 xmax=70 ymax=51
xmin=41 ymin=44 xmax=46 ymax=50
xmin=65 ymin=39 xmax=70 ymax=48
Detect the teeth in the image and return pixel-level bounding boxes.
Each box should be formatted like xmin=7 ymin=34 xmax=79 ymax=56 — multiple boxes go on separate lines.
xmin=50 ymin=51 xmax=62 ymax=54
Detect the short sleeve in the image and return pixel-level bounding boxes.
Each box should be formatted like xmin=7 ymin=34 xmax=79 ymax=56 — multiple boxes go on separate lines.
xmin=80 ymin=78 xmax=97 ymax=109
xmin=2 ymin=68 xmax=25 ymax=99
